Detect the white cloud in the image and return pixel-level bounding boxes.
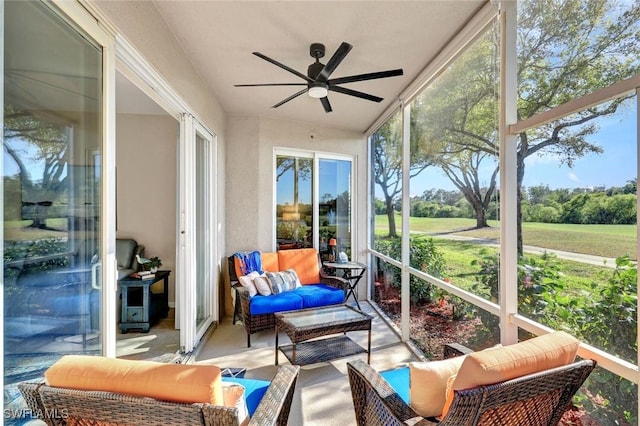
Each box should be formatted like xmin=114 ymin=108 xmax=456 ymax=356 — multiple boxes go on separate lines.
xmin=568 ymin=172 xmax=580 ymax=183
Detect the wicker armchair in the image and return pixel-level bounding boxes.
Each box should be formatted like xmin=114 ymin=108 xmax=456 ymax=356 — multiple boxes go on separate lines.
xmin=347 ymin=344 xmax=596 ymax=426
xmin=19 ymin=364 xmax=299 ymax=426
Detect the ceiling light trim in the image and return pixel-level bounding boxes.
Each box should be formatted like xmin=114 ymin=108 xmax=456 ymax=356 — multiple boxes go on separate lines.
xmin=308 ymin=83 xmax=328 ymax=99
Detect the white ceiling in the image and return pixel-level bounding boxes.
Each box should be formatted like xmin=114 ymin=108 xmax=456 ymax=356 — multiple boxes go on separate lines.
xmin=119 ymin=1 xmax=486 ymax=133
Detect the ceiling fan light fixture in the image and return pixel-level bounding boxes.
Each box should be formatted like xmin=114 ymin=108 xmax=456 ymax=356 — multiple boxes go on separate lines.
xmin=235 ymin=42 xmax=403 ymax=112
xmin=308 ymin=83 xmax=328 ymax=99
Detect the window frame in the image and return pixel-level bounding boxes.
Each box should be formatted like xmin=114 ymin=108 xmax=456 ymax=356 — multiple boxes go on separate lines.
xmin=273 ymin=148 xmax=356 ymax=255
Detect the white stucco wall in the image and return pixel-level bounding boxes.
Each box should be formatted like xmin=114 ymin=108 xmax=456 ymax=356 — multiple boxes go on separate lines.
xmin=94 ymin=1 xmax=226 ymax=135
xmin=93 ymin=1 xmax=372 ymax=317
xmin=93 ymin=1 xmax=228 ymax=314
xmin=226 ymin=115 xmax=369 ymax=313
xmin=226 ymin=116 xmax=367 ymax=253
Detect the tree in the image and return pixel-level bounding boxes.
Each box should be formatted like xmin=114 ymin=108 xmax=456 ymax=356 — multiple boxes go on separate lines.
xmin=513 ymin=0 xmax=639 ymax=251
xmin=411 ymin=26 xmax=500 ymax=228
xmin=411 ymin=0 xmax=640 ymax=253
xmin=275 ymin=156 xmax=312 ymax=217
xmin=372 ymin=109 xmax=437 ymax=237
xmin=3 ymin=106 xmax=69 ymax=229
xmin=372 ymin=112 xmax=402 ymax=237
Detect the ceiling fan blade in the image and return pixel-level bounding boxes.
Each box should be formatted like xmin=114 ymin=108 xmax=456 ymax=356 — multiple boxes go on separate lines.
xmin=317 ymin=42 xmax=353 ymax=82
xmin=234 ymin=83 xmax=307 ymax=87
xmin=272 ymin=88 xmax=308 ymax=108
xmin=329 ymin=85 xmax=383 ymax=103
xmin=320 ymin=97 xmax=332 ymax=113
xmin=253 ymin=52 xmax=314 ymax=83
xmin=328 ymin=69 xmax=404 ymax=85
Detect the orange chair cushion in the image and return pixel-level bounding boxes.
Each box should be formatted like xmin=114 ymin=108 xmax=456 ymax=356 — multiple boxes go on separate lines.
xmin=409 ymin=355 xmax=467 ymax=417
xmin=277 ymin=248 xmax=320 ymax=284
xmin=441 ymin=331 xmax=579 ymax=418
xmin=45 ymin=355 xmax=223 ymax=405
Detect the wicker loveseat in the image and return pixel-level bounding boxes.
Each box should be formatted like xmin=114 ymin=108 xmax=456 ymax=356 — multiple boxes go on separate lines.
xmin=19 ymin=355 xmax=299 ymax=426
xmin=230 ymin=248 xmax=348 ymax=347
xmin=347 ymin=333 xmax=596 ymax=426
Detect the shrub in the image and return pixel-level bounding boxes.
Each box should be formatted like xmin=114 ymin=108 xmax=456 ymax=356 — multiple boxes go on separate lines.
xmin=471 ymin=251 xmax=637 ymax=424
xmin=374 ymin=236 xmax=446 ymax=304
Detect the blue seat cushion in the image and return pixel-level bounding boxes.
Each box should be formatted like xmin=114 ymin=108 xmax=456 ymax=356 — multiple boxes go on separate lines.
xmin=292 ymin=284 xmax=345 ymax=308
xmin=380 ymin=366 xmax=409 ymax=405
xmin=222 ymin=376 xmax=270 ymax=417
xmin=249 ymin=291 xmax=303 ymax=315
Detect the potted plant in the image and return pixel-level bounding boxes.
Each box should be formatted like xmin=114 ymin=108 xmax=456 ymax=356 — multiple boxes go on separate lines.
xmin=149 ymin=256 xmax=162 ymax=273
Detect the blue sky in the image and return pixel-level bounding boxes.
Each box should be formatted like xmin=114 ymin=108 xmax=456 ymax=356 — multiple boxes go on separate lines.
xmin=406 ymin=101 xmax=637 ymax=196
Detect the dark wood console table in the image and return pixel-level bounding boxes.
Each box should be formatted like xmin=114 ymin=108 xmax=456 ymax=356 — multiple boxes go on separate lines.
xmin=119 ymin=270 xmax=170 ymax=333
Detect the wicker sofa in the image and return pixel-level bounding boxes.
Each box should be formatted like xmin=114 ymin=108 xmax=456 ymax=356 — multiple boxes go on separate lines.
xmin=347 ymin=335 xmax=596 ymax=426
xmin=230 ymin=248 xmax=349 ymax=347
xmin=19 ymin=355 xmax=300 ymax=426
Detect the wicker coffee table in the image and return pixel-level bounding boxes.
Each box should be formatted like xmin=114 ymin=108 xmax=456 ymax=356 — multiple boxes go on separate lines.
xmin=275 ymin=304 xmax=373 ymax=366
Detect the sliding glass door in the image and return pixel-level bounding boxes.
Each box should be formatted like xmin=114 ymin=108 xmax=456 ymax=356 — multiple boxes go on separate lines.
xmin=178 ymin=116 xmax=216 ymax=353
xmin=275 ymin=151 xmax=353 ymax=259
xmin=195 ymin=129 xmax=215 ymax=338
xmin=3 ymin=0 xmax=114 ymax=417
xmin=319 ymin=158 xmax=352 ymax=259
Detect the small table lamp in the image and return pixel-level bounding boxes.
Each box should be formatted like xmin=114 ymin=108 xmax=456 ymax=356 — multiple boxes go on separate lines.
xmin=328 ymin=238 xmax=337 ymax=262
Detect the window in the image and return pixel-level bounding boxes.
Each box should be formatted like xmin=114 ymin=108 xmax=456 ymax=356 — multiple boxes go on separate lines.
xmin=275 ymin=151 xmax=353 ymax=259
xmin=276 ymin=155 xmax=313 ymax=250
xmin=370 ymin=23 xmax=501 ymax=357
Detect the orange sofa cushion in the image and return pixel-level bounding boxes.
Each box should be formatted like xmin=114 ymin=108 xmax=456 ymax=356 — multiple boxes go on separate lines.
xmin=45 ymin=355 xmax=223 ymax=406
xmin=277 ymin=248 xmax=320 ymax=284
xmin=261 ymin=252 xmax=279 ymax=272
xmin=441 ymin=331 xmax=579 ymax=418
xmin=234 ymin=249 xmax=319 ymax=285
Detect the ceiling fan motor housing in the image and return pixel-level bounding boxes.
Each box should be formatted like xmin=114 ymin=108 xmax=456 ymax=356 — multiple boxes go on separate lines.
xmin=307 ymin=62 xmax=325 ymax=79
xmin=309 ymin=42 xmax=325 ymax=59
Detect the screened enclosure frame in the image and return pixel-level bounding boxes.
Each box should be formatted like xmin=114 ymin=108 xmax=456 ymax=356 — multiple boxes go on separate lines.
xmin=366 ymin=0 xmax=640 ymax=408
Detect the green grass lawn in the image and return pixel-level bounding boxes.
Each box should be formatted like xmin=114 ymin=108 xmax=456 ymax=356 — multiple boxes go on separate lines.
xmin=432 ymin=239 xmax=604 ymax=296
xmin=4 ymin=219 xmax=68 ymax=241
xmin=374 ymin=215 xmax=628 ymax=298
xmin=375 ymin=214 xmax=636 ymax=260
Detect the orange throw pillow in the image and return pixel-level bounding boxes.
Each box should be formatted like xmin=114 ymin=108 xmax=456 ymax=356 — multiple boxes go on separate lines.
xmin=45 ymin=355 xmax=223 ymax=405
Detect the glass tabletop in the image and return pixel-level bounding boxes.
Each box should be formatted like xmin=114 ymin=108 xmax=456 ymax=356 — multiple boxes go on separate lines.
xmin=323 ymin=261 xmax=367 ymax=270
xmin=277 ymin=305 xmax=370 ymax=328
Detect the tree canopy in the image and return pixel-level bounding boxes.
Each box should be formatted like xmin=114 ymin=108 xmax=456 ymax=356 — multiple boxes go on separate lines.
xmin=373 ymin=0 xmax=640 ymax=253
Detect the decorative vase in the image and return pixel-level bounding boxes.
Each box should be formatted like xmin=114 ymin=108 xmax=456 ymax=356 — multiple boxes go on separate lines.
xmin=150 ymin=267 xmax=158 ymax=273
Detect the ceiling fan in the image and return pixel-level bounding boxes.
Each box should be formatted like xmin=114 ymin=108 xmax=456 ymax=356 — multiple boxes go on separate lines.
xmin=234 ymin=42 xmax=403 ymax=113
